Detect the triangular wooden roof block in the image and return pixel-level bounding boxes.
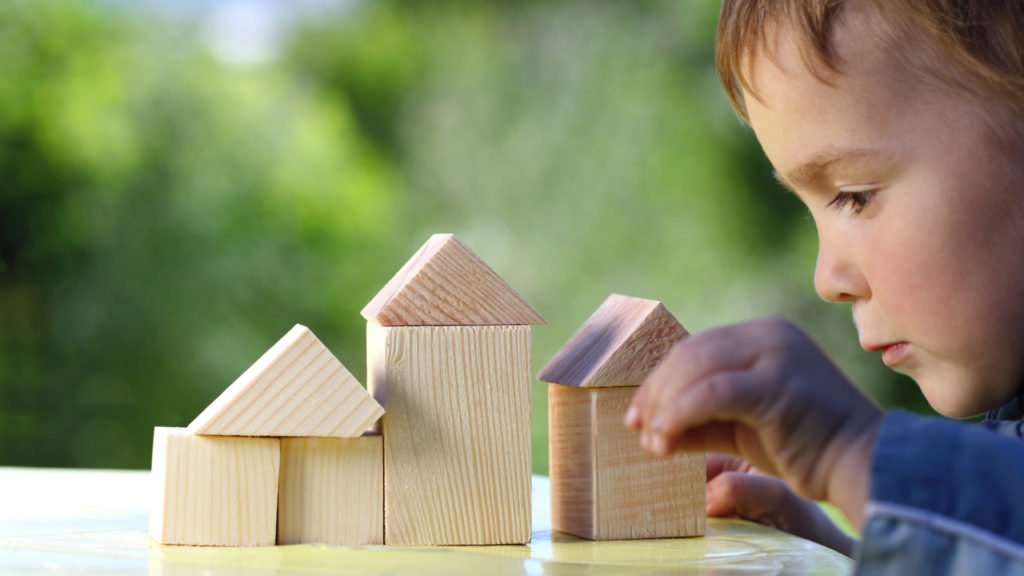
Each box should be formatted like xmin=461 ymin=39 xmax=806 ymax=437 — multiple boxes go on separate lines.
xmin=361 ymin=233 xmax=545 ymax=326
xmin=188 ymin=324 xmax=384 ymax=437
xmin=538 ymin=294 xmax=688 ymax=388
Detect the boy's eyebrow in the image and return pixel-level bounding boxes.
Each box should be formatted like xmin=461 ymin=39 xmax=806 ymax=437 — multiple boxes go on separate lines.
xmin=777 ymin=147 xmax=887 ymax=190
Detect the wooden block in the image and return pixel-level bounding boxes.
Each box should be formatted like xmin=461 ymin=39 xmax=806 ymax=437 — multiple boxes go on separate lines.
xmin=549 ymin=385 xmax=705 ymax=540
xmin=278 ymin=434 xmax=383 ymax=546
xmin=360 ymin=233 xmax=545 ymax=326
xmin=367 ymin=322 xmax=532 ymax=545
xmin=149 ymin=427 xmax=279 ymax=546
xmin=188 ymin=324 xmax=383 ymax=437
xmin=538 ymin=294 xmax=688 ymax=388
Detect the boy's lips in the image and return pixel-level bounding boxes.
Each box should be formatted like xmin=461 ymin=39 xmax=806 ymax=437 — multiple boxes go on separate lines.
xmin=862 ymin=341 xmax=911 ymax=367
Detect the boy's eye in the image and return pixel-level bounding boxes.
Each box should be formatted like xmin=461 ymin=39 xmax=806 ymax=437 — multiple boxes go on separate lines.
xmin=826 ymin=189 xmax=877 ymax=215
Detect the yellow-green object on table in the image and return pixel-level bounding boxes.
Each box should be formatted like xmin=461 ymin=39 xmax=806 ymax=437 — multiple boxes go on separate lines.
xmin=0 ymin=467 xmax=852 ymax=575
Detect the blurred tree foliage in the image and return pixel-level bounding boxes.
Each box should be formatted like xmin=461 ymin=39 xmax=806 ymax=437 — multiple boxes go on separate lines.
xmin=0 ymin=0 xmax=924 ymax=472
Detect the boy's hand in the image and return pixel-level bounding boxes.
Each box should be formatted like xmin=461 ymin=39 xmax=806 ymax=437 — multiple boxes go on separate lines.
xmin=707 ymin=454 xmax=855 ymax=557
xmin=625 ymin=318 xmax=882 ymax=528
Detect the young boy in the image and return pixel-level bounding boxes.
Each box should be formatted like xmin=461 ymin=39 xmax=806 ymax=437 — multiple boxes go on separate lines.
xmin=625 ymin=0 xmax=1024 ymax=572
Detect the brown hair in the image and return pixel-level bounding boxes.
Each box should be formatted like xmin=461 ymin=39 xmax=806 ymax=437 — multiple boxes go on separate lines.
xmin=715 ymin=0 xmax=1024 ymax=124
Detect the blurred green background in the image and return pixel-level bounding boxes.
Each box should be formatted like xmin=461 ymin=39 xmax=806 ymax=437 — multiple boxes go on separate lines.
xmin=0 ymin=0 xmax=928 ymax=473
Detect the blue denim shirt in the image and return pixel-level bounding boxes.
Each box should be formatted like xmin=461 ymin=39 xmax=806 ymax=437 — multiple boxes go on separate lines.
xmin=854 ymin=393 xmax=1024 ymax=574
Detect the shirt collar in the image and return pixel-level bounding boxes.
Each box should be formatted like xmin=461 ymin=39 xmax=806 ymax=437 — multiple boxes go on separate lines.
xmin=985 ymin=387 xmax=1024 ymax=422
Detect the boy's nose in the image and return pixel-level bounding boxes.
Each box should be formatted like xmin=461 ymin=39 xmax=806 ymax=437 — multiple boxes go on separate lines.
xmin=814 ymin=238 xmax=869 ymax=303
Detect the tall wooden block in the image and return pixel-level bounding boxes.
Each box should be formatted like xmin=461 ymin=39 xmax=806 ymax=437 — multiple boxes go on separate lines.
xmin=361 ymin=233 xmax=544 ymax=327
xmin=367 ymin=322 xmax=532 ymax=545
xmin=549 ymin=385 xmax=706 ymax=540
xmin=188 ymin=324 xmax=383 ymax=438
xmin=278 ymin=435 xmax=384 ymax=546
xmin=149 ymin=427 xmax=279 ymax=546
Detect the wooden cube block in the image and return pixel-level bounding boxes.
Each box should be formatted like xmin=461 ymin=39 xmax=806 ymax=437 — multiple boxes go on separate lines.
xmin=277 ymin=434 xmax=383 ymax=546
xmin=549 ymin=385 xmax=705 ymax=540
xmin=367 ymin=322 xmax=532 ymax=545
xmin=149 ymin=427 xmax=280 ymax=546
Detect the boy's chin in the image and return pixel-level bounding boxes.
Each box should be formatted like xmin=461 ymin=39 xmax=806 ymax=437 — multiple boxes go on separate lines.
xmin=917 ymin=375 xmax=1010 ymax=419
xmin=929 ymin=402 xmax=983 ymax=420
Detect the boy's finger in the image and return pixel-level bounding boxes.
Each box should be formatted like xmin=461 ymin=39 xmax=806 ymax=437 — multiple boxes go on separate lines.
xmin=654 ymin=421 xmax=777 ymax=475
xmin=706 ymin=471 xmax=788 ymax=521
xmin=624 ymin=385 xmax=646 ymax=429
xmin=638 ymin=327 xmax=761 ymax=429
xmin=646 ymin=369 xmax=766 ymax=451
xmin=706 ymin=453 xmax=752 ymax=481
xmin=656 ymin=421 xmax=739 ymax=455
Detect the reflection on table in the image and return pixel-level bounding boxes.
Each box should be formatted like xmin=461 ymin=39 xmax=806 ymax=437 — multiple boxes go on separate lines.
xmin=0 ymin=467 xmax=852 ymax=575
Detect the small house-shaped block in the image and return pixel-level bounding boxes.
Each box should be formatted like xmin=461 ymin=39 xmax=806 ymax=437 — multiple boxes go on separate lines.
xmin=150 ymin=324 xmax=385 ymax=546
xmin=539 ymin=294 xmax=705 ymax=541
xmin=362 ymin=233 xmax=545 ymax=545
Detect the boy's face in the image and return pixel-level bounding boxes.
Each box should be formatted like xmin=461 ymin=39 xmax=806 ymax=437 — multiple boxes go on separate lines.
xmin=743 ymin=14 xmax=1024 ymax=418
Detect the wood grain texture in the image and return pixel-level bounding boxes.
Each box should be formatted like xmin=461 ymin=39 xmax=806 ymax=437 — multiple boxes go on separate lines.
xmin=278 ymin=435 xmax=383 ymax=546
xmin=149 ymin=427 xmax=279 ymax=546
xmin=549 ymin=386 xmax=705 ymax=540
xmin=538 ymin=294 xmax=688 ymax=388
xmin=188 ymin=324 xmax=383 ymax=437
xmin=548 ymin=381 xmax=594 ymax=539
xmin=360 ymin=233 xmax=545 ymax=326
xmin=367 ymin=322 xmax=532 ymax=545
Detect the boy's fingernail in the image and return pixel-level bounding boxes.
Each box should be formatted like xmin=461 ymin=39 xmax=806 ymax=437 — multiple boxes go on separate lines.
xmin=650 ymin=416 xmax=663 ymax=432
xmin=624 ymin=406 xmax=639 ymax=426
xmin=641 ymin=432 xmax=651 ymax=450
xmin=652 ymin=434 xmax=667 ymax=455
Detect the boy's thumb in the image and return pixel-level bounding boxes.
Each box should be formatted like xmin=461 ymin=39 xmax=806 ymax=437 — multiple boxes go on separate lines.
xmin=706 ymin=471 xmax=790 ymax=523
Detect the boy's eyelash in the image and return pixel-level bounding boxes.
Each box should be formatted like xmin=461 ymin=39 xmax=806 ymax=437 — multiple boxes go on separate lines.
xmin=826 ymin=190 xmax=877 ymax=214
